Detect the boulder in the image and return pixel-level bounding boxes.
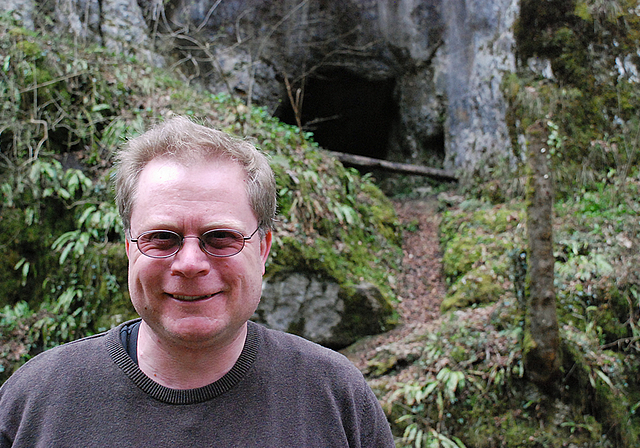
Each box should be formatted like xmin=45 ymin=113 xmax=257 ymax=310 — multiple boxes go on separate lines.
xmin=255 ymin=273 xmax=395 ymax=349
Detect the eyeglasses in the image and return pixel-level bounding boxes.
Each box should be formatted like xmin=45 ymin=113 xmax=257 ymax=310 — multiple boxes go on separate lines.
xmin=130 ymin=227 xmax=260 ymax=258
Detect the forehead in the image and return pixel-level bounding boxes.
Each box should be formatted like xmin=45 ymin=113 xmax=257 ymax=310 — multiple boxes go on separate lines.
xmin=131 ymin=157 xmax=252 ymax=223
xmin=137 ymin=156 xmax=246 ymax=190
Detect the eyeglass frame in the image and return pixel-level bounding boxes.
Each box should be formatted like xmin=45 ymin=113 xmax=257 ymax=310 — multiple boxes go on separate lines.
xmin=129 ymin=226 xmax=261 ymax=259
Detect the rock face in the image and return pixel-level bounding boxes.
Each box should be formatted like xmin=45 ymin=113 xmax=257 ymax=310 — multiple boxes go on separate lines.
xmin=3 ymin=0 xmax=519 ymax=172
xmin=255 ymin=273 xmax=394 ymax=349
xmin=0 ymin=0 xmax=161 ymax=64
xmin=442 ymin=0 xmax=519 ymax=174
xmin=162 ymin=0 xmax=519 ymax=175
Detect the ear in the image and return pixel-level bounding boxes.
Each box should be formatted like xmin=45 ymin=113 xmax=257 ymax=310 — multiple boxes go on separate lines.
xmin=125 ymin=237 xmax=131 ymax=259
xmin=259 ymin=231 xmax=272 ymax=275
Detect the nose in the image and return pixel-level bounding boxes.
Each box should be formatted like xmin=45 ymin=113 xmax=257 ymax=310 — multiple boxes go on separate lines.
xmin=170 ymin=236 xmax=210 ymax=278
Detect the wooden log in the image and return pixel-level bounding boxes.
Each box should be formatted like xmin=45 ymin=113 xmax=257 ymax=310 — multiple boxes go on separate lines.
xmin=327 ymin=151 xmax=458 ymax=182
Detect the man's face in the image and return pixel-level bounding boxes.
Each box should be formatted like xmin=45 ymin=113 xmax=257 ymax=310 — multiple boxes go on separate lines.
xmin=125 ymin=157 xmax=271 ymax=350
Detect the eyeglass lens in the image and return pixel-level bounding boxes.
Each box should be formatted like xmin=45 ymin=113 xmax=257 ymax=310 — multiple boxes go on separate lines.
xmin=136 ymin=229 xmax=248 ymax=258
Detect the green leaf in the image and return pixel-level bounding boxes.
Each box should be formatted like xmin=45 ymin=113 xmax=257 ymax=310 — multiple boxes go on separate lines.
xmin=66 ymin=172 xmax=80 ymax=196
xmin=595 ymin=369 xmax=614 ymax=389
xmin=422 ymin=381 xmax=439 ymax=401
xmin=52 ymin=230 xmax=78 ymax=251
xmin=77 ymin=205 xmax=97 ymax=227
xmin=59 ymin=242 xmax=74 ymax=265
xmin=57 ymin=188 xmax=71 ymax=200
xmin=91 ymin=103 xmax=110 ymax=112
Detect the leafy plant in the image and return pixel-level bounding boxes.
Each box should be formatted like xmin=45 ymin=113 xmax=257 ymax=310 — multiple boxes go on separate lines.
xmin=392 ymin=368 xmax=469 ymax=448
xmin=0 ymin=12 xmax=402 ymax=383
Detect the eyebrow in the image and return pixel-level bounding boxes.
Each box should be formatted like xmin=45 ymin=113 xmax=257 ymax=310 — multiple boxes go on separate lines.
xmin=137 ymin=221 xmax=249 ymax=233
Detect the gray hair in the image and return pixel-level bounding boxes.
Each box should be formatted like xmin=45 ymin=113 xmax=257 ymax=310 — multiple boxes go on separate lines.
xmin=114 ymin=116 xmax=276 ymax=236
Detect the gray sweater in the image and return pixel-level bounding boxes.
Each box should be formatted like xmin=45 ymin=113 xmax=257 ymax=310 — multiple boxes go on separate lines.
xmin=0 ymin=320 xmax=394 ymax=447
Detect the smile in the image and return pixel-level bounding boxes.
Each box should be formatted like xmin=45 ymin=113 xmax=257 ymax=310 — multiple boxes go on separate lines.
xmin=169 ymin=293 xmax=215 ymax=302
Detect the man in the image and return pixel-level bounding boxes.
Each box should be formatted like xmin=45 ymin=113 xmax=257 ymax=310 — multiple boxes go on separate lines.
xmin=0 ymin=116 xmax=395 ymax=447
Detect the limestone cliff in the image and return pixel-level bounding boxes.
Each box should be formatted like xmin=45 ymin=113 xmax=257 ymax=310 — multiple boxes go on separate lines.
xmin=2 ymin=0 xmax=520 ymax=176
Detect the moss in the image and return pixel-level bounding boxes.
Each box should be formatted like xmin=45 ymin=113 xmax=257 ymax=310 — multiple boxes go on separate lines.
xmin=600 ymin=284 xmax=634 ymax=339
xmin=358 ymin=182 xmax=402 ymax=245
xmin=597 ymin=308 xmax=629 ymax=345
xmin=441 ymin=270 xmax=503 ymax=312
xmin=442 ymin=235 xmax=483 ymax=282
xmin=269 ymin=235 xmax=344 ymax=282
xmin=560 ymin=338 xmax=638 ymax=447
xmin=16 ymin=40 xmax=41 ymax=57
xmin=439 ymin=201 xmax=524 ymax=315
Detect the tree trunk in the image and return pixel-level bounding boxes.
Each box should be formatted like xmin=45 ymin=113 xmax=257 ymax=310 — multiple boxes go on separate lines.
xmin=524 ymin=120 xmax=561 ymax=388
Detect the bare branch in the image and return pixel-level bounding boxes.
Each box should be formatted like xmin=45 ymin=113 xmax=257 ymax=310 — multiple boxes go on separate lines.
xmin=195 ymin=0 xmax=223 ymax=33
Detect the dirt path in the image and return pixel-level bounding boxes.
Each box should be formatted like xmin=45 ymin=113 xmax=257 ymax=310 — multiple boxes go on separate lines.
xmin=343 ymin=197 xmax=446 ymax=370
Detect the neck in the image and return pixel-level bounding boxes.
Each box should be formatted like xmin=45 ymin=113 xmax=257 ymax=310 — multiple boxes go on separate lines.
xmin=136 ymin=321 xmax=248 ymax=390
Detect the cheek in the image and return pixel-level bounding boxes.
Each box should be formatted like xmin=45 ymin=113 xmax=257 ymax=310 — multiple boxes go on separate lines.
xmin=129 ymin=257 xmax=163 ymax=294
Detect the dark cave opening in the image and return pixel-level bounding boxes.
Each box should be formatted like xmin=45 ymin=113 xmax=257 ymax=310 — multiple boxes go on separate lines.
xmin=274 ymin=70 xmax=398 ymax=159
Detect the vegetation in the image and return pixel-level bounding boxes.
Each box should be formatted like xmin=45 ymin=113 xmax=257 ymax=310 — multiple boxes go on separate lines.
xmin=0 ymin=12 xmax=401 ymax=381
xmin=380 ymin=177 xmax=639 ymax=447
xmin=2 ymin=0 xmax=640 ymax=446
xmin=377 ymin=1 xmax=640 ymax=446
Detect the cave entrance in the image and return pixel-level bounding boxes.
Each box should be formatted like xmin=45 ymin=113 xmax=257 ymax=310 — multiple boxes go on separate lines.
xmin=274 ymin=70 xmax=397 ymax=159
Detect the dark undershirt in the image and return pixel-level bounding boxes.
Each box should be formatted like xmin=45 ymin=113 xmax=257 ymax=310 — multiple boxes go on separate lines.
xmin=119 ymin=320 xmax=141 ymax=365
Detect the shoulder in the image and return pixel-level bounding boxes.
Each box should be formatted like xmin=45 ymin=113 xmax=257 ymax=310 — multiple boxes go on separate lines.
xmin=249 ymin=321 xmax=367 ymax=388
xmin=0 ymin=330 xmax=111 ymax=394
xmin=249 ymin=322 xmax=395 ymax=447
xmin=252 ymin=321 xmax=356 ymax=367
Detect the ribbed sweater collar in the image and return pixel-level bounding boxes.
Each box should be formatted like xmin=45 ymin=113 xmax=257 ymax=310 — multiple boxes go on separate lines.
xmin=106 ymin=319 xmax=259 ymax=405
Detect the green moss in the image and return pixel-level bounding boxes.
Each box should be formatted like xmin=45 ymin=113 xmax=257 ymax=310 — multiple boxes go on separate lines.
xmin=16 ymin=40 xmax=41 ymax=57
xmin=560 ymin=336 xmax=639 ymax=447
xmin=440 ymin=203 xmax=522 ymax=295
xmin=339 ymin=283 xmax=397 ymax=338
xmin=441 ymin=270 xmax=503 ymax=311
xmin=574 ymin=1 xmax=592 ymax=21
xmin=359 ymin=182 xmax=402 ymax=245
xmin=442 ymin=236 xmax=483 ymax=282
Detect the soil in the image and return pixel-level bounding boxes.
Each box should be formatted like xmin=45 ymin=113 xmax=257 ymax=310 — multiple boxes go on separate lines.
xmin=342 ymin=197 xmax=447 ymax=371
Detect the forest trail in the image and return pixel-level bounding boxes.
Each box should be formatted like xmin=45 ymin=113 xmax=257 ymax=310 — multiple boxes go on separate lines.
xmin=343 ymin=197 xmax=446 ymax=370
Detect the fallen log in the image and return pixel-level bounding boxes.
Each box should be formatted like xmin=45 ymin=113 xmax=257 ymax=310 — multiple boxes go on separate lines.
xmin=328 ymin=151 xmax=458 ymax=182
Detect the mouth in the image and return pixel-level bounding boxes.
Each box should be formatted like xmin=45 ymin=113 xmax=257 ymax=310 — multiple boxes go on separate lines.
xmin=168 ymin=293 xmax=216 ymax=302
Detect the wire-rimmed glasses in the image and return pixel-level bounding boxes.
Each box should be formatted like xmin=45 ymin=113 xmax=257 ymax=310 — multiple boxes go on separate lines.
xmin=130 ymin=227 xmax=260 ymax=258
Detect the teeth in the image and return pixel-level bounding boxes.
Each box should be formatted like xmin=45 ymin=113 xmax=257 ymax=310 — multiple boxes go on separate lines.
xmin=172 ymin=294 xmax=211 ymax=301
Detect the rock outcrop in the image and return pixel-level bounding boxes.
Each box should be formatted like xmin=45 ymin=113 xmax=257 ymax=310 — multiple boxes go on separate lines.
xmin=255 ymin=273 xmax=394 ymax=349
xmin=2 ymin=0 xmax=520 ymax=173
xmin=163 ymin=0 xmax=519 ymax=175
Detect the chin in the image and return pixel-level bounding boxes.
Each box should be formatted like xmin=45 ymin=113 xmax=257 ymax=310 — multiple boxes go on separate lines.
xmin=164 ymin=316 xmax=243 ymax=346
